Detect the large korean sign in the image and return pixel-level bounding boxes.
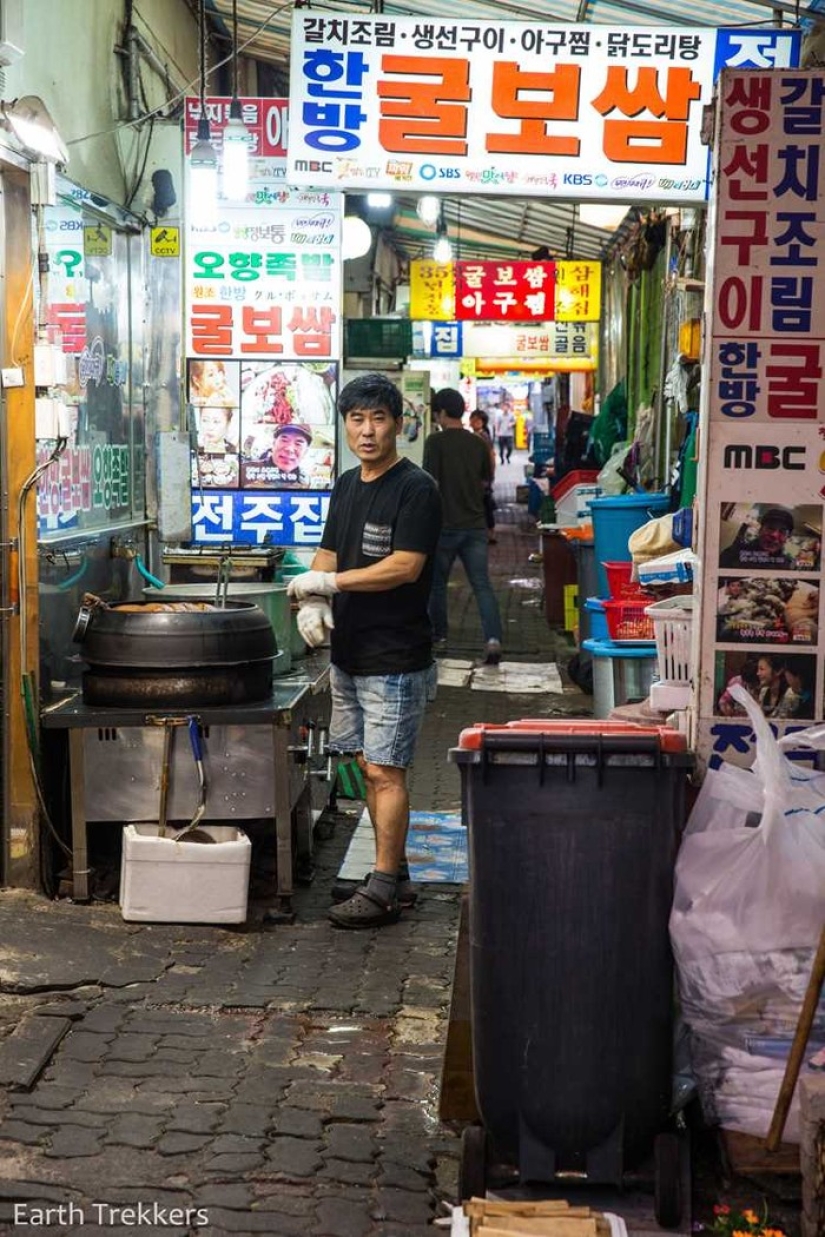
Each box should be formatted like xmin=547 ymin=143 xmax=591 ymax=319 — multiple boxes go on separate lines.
xmin=695 ymin=70 xmax=825 ymax=769
xmin=287 ymin=17 xmax=800 ymax=200
xmin=184 ymin=98 xmax=342 ymax=542
xmin=411 ymin=260 xmax=600 ymax=322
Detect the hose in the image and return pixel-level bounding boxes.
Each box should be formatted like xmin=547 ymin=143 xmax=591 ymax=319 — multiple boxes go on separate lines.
xmin=134 ymin=554 xmax=165 ymax=590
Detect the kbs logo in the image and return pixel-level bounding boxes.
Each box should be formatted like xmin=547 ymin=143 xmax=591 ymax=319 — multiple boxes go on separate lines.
xmin=563 ymin=173 xmax=592 ymax=185
xmin=723 ymin=444 xmax=805 ymax=470
xmin=294 ymin=160 xmax=333 ymax=174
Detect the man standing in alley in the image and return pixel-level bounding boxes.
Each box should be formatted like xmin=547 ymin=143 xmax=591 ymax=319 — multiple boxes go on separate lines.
xmin=287 ymin=373 xmax=442 ymax=929
xmin=494 ymin=403 xmax=516 ymax=464
xmin=424 ymin=388 xmax=503 ymax=666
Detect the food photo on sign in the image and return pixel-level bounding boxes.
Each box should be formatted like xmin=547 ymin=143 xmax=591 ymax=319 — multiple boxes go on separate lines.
xmin=714 ymin=650 xmax=817 ymax=720
xmin=716 ymin=577 xmax=819 ymax=646
xmin=188 ymin=360 xmax=242 ymax=490
xmin=717 ymin=502 xmax=822 ymax=573
xmin=239 ymin=361 xmax=337 ymax=490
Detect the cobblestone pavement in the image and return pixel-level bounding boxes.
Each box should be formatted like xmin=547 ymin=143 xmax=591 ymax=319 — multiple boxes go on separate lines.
xmin=0 ymin=461 xmax=800 ymax=1236
xmin=0 ymin=466 xmax=587 ymax=1237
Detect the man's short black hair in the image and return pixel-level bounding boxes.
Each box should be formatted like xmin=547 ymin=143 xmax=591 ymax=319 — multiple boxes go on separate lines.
xmin=337 ymin=372 xmax=403 ymax=421
xmin=433 ymin=388 xmax=465 ymax=420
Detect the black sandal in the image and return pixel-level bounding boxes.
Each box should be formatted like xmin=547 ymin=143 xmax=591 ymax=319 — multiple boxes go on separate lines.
xmin=330 ymin=874 xmax=418 ymax=909
xmin=328 ymin=886 xmax=401 ymax=929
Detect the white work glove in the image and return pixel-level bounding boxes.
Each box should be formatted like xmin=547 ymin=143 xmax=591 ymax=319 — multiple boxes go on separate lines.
xmin=287 ymin=571 xmax=339 ymax=602
xmin=296 ymin=598 xmax=334 ymax=648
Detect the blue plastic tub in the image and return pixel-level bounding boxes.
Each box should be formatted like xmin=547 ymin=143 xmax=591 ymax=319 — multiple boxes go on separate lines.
xmin=589 ymin=493 xmax=671 ymax=597
xmin=584 ymin=597 xmax=608 ymax=641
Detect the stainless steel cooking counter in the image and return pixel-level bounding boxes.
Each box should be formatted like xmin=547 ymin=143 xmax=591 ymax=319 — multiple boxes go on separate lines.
xmin=41 ymin=652 xmax=332 ymax=920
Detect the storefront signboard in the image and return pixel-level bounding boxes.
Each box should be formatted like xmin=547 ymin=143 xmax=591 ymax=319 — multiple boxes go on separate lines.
xmin=696 ymin=69 xmax=825 ymax=768
xmin=183 ymin=97 xmax=342 ymax=543
xmin=287 ymin=17 xmax=800 ymax=201
xmin=191 ymin=489 xmax=330 ymax=545
xmin=412 ymin=259 xmax=601 ymax=322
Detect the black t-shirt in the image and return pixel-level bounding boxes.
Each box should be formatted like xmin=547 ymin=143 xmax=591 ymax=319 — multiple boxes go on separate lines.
xmin=320 ymin=457 xmax=443 ymax=675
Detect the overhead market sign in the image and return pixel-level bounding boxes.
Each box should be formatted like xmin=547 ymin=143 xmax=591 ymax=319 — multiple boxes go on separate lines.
xmin=287 ymin=17 xmax=800 ymax=201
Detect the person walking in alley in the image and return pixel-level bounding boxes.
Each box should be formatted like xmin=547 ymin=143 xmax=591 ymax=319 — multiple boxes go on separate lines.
xmin=494 ymin=404 xmax=516 ymax=464
xmin=287 ymin=373 xmax=442 ymax=929
xmin=424 ymin=388 xmax=503 ymax=666
xmin=470 ymin=408 xmax=497 ymax=544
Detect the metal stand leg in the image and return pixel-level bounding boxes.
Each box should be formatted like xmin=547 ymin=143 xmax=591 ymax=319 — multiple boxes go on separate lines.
xmin=264 ymin=718 xmax=295 ymax=924
xmin=68 ymin=730 xmax=90 ymax=902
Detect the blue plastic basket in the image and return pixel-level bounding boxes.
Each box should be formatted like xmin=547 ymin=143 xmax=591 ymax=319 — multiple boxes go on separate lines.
xmin=588 ymin=493 xmax=671 ymax=596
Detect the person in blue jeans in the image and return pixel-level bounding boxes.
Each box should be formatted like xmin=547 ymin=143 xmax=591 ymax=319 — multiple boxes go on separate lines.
xmin=424 ymin=388 xmax=503 ymax=665
xmin=287 ymin=374 xmax=442 ymax=929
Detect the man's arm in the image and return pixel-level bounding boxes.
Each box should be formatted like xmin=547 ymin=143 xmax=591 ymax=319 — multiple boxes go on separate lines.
xmin=310 ymin=548 xmax=338 ymax=572
xmin=337 ymin=550 xmax=426 ymax=592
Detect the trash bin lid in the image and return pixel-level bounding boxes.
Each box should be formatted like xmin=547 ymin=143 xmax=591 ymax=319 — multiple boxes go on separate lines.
xmin=455 ymin=718 xmax=687 ymax=752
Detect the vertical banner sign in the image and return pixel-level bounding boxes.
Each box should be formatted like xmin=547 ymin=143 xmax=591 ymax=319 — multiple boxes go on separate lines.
xmin=287 ymin=17 xmax=799 ymax=199
xmin=696 ymin=70 xmax=825 ymax=768
xmin=183 ymin=97 xmax=343 ymax=545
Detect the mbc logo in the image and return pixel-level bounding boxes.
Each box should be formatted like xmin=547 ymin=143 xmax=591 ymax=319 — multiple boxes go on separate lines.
xmin=294 ymin=160 xmax=333 ymax=173
xmin=722 ymin=444 xmax=805 ymax=470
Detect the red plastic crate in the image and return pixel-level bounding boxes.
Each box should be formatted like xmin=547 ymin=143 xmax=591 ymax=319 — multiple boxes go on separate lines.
xmin=601 ymin=598 xmax=656 ymax=643
xmin=602 ymin=560 xmax=648 ymax=600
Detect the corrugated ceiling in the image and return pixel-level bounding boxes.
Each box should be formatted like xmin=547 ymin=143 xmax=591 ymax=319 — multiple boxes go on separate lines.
xmin=202 ymin=0 xmax=823 ymax=262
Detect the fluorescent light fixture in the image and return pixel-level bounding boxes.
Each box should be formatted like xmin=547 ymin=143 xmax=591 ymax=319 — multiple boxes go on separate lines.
xmin=367 ymin=192 xmax=393 ymax=209
xmin=416 ymin=195 xmax=440 ymax=225
xmin=342 ymin=215 xmax=372 ymax=260
xmin=222 ymin=101 xmax=250 ymax=201
xmin=190 ymin=116 xmax=219 ymax=227
xmin=2 ymin=96 xmax=68 ymax=164
xmin=578 ymin=203 xmax=628 ymax=231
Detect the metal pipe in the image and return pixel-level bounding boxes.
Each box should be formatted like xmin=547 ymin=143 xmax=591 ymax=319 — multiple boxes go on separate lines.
xmin=653 ymin=217 xmax=673 ymax=491
xmin=125 ymin=23 xmax=141 ymax=123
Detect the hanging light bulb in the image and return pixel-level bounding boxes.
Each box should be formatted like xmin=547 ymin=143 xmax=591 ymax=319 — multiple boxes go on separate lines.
xmin=221 ymin=0 xmax=250 ymax=201
xmin=342 ymin=216 xmax=372 ymax=260
xmin=190 ymin=115 xmax=219 ymax=226
xmin=416 ymin=195 xmax=440 ymax=225
xmin=433 ymin=230 xmax=452 ymax=264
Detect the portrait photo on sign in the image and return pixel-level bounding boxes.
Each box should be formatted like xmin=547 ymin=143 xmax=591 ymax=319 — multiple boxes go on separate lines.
xmin=716 ymin=576 xmax=819 ymax=646
xmin=239 ymin=361 xmax=337 ymax=490
xmin=718 ymin=502 xmax=821 ymax=573
xmin=188 ymin=358 xmax=240 ymax=409
xmin=715 ymin=650 xmax=816 ymax=720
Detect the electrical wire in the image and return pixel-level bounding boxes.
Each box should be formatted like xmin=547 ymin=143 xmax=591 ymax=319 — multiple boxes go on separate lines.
xmin=66 ymin=0 xmax=293 ymax=149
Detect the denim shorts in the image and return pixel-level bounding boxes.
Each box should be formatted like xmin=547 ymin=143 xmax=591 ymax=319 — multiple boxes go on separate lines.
xmin=329 ymin=663 xmax=437 ymax=768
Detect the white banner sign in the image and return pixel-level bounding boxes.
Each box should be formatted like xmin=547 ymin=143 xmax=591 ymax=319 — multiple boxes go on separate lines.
xmin=287 ymin=17 xmax=799 ymax=201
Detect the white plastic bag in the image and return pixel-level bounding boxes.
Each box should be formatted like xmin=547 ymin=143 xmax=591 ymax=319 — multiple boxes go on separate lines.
xmin=670 ymin=683 xmax=825 ymax=1140
xmin=596 ymin=441 xmax=630 ymax=495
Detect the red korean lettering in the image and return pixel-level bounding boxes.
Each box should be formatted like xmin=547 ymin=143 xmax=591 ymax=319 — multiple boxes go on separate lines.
xmin=239 ymin=306 xmax=283 ymax=354
xmin=766 ymin=342 xmax=822 ymax=419
xmin=190 ymin=305 xmax=233 ymax=355
xmin=378 ymin=56 xmax=470 ymax=154
xmin=722 ymin=145 xmax=769 ymax=200
xmin=487 ymin=62 xmax=580 ymax=156
xmin=718 ymin=211 xmax=770 ymax=265
xmin=287 ymin=306 xmax=336 ymax=356
xmin=716 ymin=276 xmax=764 ymax=331
xmin=592 ymin=66 xmax=702 ymax=164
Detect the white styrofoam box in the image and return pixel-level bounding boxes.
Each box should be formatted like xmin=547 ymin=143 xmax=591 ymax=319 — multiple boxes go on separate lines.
xmin=35 ymin=396 xmax=57 ymax=439
xmin=120 ymin=824 xmax=251 ymax=923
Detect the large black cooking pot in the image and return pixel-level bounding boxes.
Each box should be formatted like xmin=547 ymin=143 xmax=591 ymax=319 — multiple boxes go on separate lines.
xmin=74 ymin=600 xmax=277 ymax=707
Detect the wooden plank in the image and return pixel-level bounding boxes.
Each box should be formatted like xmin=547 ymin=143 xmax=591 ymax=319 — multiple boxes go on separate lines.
xmin=439 ymin=893 xmax=480 ymax=1122
xmin=719 ymin=1128 xmax=800 ymax=1176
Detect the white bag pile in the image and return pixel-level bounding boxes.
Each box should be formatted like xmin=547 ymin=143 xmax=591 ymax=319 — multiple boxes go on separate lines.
xmin=670 ymin=684 xmax=825 ymax=1141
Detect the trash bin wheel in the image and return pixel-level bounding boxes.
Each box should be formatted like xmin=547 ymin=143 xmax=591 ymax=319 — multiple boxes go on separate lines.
xmin=458 ymin=1124 xmax=488 ymax=1203
xmin=653 ymin=1131 xmax=682 ymax=1229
